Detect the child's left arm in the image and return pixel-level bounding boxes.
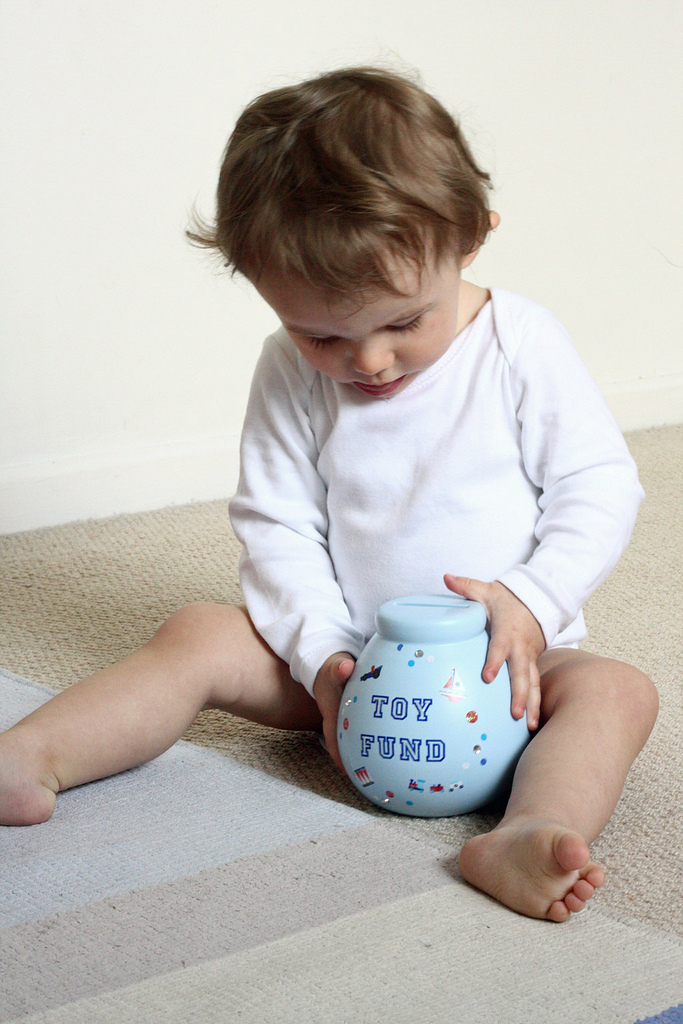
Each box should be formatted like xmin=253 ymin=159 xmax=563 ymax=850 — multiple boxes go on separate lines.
xmin=443 ymin=300 xmax=645 ymax=728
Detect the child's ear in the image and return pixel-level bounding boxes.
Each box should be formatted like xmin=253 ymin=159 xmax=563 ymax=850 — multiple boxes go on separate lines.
xmin=460 ymin=248 xmax=479 ymax=270
xmin=460 ymin=211 xmax=500 ymax=269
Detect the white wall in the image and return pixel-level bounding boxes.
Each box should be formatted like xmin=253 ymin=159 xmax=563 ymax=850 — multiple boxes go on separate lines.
xmin=1 ymin=0 xmax=681 ymax=534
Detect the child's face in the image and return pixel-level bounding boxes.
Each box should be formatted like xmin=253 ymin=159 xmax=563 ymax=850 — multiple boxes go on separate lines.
xmin=255 ymin=257 xmax=469 ymax=399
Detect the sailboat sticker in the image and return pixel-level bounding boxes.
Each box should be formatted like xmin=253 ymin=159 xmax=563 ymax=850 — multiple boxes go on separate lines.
xmin=440 ymin=669 xmax=464 ymax=703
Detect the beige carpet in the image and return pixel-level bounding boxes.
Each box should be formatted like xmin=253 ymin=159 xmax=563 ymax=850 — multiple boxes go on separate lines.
xmin=1 ymin=425 xmax=682 ymax=1022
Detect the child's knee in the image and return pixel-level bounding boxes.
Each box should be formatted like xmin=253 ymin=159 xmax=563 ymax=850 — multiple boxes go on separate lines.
xmin=543 ymin=651 xmax=658 ymax=732
xmin=149 ymin=602 xmax=243 ymax=658
xmin=623 ymin=664 xmax=659 ymax=731
xmin=593 ymin=659 xmax=659 ymax=738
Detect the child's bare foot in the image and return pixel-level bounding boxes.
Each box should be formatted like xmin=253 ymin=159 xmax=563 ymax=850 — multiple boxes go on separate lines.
xmin=458 ymin=818 xmax=605 ymax=922
xmin=0 ymin=731 xmax=58 ymax=826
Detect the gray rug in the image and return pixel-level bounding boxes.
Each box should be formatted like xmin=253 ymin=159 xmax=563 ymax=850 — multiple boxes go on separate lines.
xmin=1 ymin=672 xmax=369 ymax=929
xmin=2 ymin=669 xmax=683 ymax=1024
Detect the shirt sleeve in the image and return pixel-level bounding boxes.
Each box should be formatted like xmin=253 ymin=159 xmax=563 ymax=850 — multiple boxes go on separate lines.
xmin=495 ymin=306 xmax=644 ymax=647
xmin=229 ymin=334 xmax=366 ymax=696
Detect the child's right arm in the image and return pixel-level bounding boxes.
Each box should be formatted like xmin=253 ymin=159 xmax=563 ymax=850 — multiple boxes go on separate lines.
xmin=229 ymin=333 xmax=366 ymax=699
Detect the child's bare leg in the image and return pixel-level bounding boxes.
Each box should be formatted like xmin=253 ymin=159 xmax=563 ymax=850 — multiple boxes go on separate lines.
xmin=0 ymin=603 xmax=321 ymax=826
xmin=458 ymin=649 xmax=658 ymax=921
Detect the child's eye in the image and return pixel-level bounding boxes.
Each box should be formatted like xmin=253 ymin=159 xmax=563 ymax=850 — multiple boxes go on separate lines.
xmin=307 ymin=335 xmax=338 ymax=349
xmin=389 ymin=314 xmax=423 ymax=333
xmin=305 ymin=313 xmax=423 ymax=349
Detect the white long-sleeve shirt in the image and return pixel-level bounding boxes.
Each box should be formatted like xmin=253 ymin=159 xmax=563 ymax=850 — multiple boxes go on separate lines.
xmin=229 ymin=287 xmax=644 ymax=696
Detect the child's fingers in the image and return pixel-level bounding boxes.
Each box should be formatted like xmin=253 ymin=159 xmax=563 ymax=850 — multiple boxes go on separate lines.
xmin=484 ymin=633 xmax=540 ymax=727
xmin=444 ymin=573 xmax=544 ymax=729
xmin=444 ymin=574 xmax=490 ymax=605
xmin=336 ymin=657 xmax=356 ymax=683
xmin=506 ymin=649 xmax=542 ymax=730
xmin=445 ymin=576 xmax=501 ymax=680
xmin=323 ymin=715 xmax=344 ymax=772
xmin=506 ymin=648 xmax=531 ymax=721
xmin=525 ymin=661 xmax=542 ymax=730
xmin=482 ymin=635 xmax=507 ymax=683
xmin=315 ymin=654 xmax=355 ymax=772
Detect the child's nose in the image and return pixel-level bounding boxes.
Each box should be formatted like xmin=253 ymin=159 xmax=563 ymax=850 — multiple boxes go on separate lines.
xmin=352 ymin=340 xmax=394 ymax=376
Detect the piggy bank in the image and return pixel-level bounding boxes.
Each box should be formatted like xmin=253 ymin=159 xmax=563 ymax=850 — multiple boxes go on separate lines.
xmin=337 ymin=595 xmax=531 ymax=817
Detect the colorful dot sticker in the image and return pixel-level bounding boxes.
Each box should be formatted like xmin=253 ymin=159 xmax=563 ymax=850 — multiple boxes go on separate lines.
xmin=343 ymin=718 xmax=349 ymax=730
xmin=415 ymin=650 xmax=424 ymax=658
xmin=408 ymin=660 xmax=415 ymax=667
xmin=466 ymin=710 xmax=478 ymax=723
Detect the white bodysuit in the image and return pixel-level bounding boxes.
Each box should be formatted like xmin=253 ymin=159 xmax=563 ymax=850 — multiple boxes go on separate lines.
xmin=229 ymin=288 xmax=644 ymax=696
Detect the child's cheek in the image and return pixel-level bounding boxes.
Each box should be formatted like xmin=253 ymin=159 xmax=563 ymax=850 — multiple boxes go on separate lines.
xmin=306 ymin=348 xmax=347 ymax=381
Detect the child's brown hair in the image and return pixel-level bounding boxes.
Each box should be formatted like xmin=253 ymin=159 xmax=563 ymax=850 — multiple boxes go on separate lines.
xmin=189 ymin=66 xmax=493 ymax=297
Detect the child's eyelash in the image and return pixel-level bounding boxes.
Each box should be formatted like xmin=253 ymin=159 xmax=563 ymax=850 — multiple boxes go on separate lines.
xmin=307 ymin=335 xmax=337 ymax=349
xmin=307 ymin=315 xmax=423 ymax=348
xmin=390 ymin=315 xmax=423 ymax=333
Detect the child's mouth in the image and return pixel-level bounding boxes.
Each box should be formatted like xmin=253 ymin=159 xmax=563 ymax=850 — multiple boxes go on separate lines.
xmin=353 ymin=376 xmax=406 ymax=397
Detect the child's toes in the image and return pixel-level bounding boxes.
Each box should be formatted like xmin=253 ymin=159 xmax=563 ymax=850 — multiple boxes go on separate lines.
xmin=548 ymin=899 xmax=571 ymax=923
xmin=585 ymin=864 xmax=606 ymax=890
xmin=554 ymin=829 xmax=590 ymax=872
xmin=564 ymin=890 xmax=587 ymax=914
xmin=573 ymin=877 xmax=596 ymax=903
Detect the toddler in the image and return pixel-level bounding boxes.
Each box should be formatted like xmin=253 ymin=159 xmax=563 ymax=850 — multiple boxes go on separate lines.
xmin=0 ymin=67 xmax=658 ymax=922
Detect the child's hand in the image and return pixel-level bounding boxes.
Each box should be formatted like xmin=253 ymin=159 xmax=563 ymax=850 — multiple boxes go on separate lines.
xmin=313 ymin=652 xmax=356 ymax=770
xmin=444 ymin=574 xmax=546 ymax=730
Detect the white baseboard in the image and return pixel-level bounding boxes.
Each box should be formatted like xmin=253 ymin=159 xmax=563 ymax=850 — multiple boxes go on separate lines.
xmin=1 ymin=377 xmax=681 ymax=535
xmin=602 ymin=373 xmax=683 ymax=432
xmin=0 ymin=436 xmax=241 ymax=535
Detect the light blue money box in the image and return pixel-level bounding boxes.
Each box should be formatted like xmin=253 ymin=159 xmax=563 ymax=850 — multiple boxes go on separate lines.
xmin=337 ymin=595 xmax=531 ymax=817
